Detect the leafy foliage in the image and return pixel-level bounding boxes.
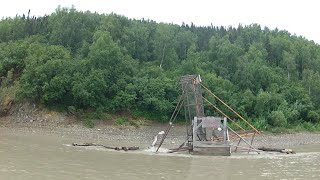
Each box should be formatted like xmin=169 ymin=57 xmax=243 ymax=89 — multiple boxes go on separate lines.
xmin=1 ymin=7 xmax=320 ymax=129
xmin=115 ymin=117 xmax=128 ymax=125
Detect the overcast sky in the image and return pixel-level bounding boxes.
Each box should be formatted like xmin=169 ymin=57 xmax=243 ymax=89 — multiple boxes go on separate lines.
xmin=0 ymin=0 xmax=319 ymax=44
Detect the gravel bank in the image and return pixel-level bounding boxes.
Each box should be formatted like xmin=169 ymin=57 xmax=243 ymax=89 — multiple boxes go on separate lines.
xmin=1 ymin=121 xmax=320 ymax=150
xmin=2 ymin=102 xmax=320 ymax=151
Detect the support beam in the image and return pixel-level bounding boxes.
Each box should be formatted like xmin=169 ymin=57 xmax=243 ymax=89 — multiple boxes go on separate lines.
xmin=223 ymin=117 xmax=227 ymax=143
xmin=228 ymin=126 xmax=259 ymax=152
xmin=202 ymin=97 xmax=245 ymax=131
xmin=201 ymin=83 xmax=260 ymax=134
xmin=156 ymin=97 xmax=184 ymax=152
xmin=234 ymin=138 xmax=242 ymax=152
xmin=248 ymin=132 xmax=256 ymax=154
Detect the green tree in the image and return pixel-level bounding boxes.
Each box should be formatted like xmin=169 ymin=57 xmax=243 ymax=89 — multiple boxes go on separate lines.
xmin=19 ymin=44 xmax=72 ymax=104
xmin=48 ymin=6 xmax=100 ymax=54
xmin=153 ymin=23 xmax=179 ymax=69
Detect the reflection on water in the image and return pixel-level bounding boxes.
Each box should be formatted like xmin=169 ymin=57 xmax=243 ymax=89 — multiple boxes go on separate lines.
xmin=1 ymin=130 xmax=320 ymax=180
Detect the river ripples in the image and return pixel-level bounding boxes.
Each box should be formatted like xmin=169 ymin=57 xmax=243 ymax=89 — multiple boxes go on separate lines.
xmin=1 ymin=131 xmax=320 ymax=180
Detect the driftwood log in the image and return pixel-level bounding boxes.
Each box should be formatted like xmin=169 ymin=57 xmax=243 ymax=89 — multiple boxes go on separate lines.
xmin=258 ymin=147 xmax=295 ymax=154
xmin=72 ymin=143 xmax=139 ymax=151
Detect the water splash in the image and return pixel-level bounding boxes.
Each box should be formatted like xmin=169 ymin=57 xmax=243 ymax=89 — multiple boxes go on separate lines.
xmin=144 ymin=146 xmax=169 ymax=153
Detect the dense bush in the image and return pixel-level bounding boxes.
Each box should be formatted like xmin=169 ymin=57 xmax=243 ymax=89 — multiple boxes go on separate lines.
xmin=1 ymin=7 xmax=320 ymax=129
xmin=269 ymin=110 xmax=287 ymax=127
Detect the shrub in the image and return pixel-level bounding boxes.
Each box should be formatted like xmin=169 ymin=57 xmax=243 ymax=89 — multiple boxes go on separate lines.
xmin=83 ymin=119 xmax=95 ymax=128
xmin=302 ymin=122 xmax=316 ymax=131
xmin=115 ymin=117 xmax=128 ymax=125
xmin=67 ymin=106 xmax=77 ymax=115
xmin=307 ymin=111 xmax=320 ymax=123
xmin=251 ymin=117 xmax=268 ymax=130
xmin=269 ymin=110 xmax=287 ymax=127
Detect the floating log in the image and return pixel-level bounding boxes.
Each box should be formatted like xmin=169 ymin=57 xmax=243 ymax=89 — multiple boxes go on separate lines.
xmin=72 ymin=143 xmax=139 ymax=151
xmin=258 ymin=147 xmax=295 ymax=154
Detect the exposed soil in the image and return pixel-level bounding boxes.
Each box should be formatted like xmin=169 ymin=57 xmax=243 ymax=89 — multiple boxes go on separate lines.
xmin=1 ymin=103 xmax=320 ymax=150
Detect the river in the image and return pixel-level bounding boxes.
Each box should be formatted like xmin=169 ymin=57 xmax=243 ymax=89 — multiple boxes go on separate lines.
xmin=1 ymin=129 xmax=320 ymax=180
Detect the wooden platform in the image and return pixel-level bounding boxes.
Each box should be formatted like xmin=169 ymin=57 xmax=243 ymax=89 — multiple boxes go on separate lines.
xmin=193 ymin=142 xmax=231 ymax=156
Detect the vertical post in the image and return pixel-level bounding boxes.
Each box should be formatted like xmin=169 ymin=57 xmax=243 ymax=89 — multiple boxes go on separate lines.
xmin=226 ymin=126 xmax=230 ymax=141
xmin=247 ymin=132 xmax=256 ymax=154
xmin=234 ymin=138 xmax=242 ymax=152
xmin=193 ymin=116 xmax=197 ymax=147
xmin=223 ymin=117 xmax=227 ymax=143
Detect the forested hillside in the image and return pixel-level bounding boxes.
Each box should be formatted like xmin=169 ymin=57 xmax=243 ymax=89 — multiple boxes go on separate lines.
xmin=1 ymin=7 xmax=320 ymax=130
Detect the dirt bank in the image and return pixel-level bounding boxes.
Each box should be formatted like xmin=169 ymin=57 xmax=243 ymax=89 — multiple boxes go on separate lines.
xmin=1 ymin=102 xmax=320 ymax=150
xmin=2 ymin=120 xmax=320 ymax=151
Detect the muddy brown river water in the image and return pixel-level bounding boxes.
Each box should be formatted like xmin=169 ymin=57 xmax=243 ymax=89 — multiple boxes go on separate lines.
xmin=1 ymin=129 xmax=320 ymax=180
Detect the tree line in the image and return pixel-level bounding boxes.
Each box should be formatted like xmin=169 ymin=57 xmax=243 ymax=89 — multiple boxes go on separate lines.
xmin=1 ymin=6 xmax=320 ymax=130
